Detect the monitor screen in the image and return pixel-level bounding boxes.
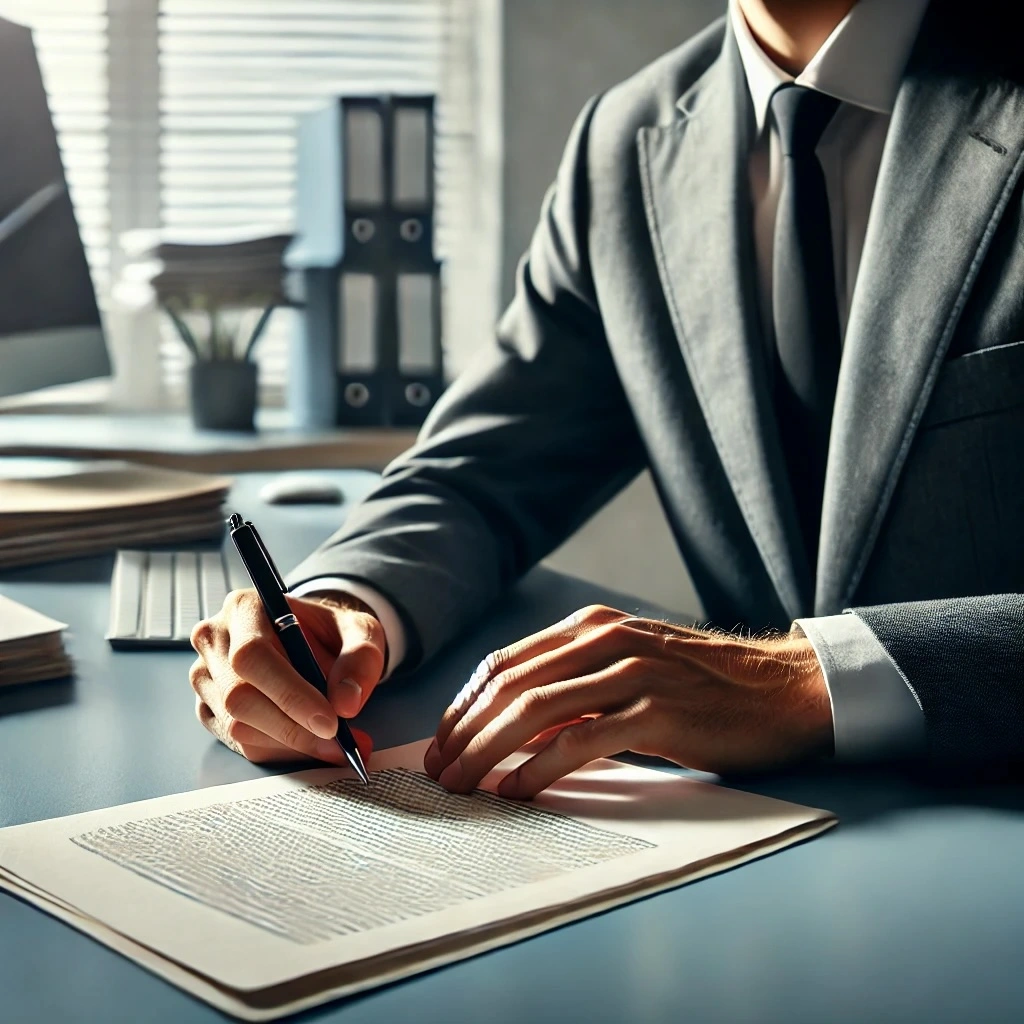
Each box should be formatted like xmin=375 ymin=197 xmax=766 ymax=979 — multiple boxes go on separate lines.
xmin=0 ymin=16 xmax=109 ymax=399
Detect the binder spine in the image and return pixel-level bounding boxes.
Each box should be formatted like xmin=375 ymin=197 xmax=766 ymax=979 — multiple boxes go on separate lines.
xmin=339 ymin=97 xmax=391 ymax=271
xmin=292 ymin=93 xmax=444 ymax=428
xmin=391 ymin=266 xmax=444 ymax=427
xmin=389 ymin=96 xmax=435 ymax=269
xmin=336 ymin=270 xmax=386 ymax=425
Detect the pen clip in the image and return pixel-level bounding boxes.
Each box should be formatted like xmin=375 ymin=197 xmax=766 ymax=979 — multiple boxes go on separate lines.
xmin=245 ymin=520 xmax=287 ymax=594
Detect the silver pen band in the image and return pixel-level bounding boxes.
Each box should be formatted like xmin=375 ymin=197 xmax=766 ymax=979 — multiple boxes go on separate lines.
xmin=273 ymin=613 xmax=299 ymax=630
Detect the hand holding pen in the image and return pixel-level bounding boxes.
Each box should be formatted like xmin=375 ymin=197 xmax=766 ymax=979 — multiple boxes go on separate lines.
xmin=188 ymin=517 xmax=385 ymax=773
xmin=226 ymin=513 xmax=370 ymax=782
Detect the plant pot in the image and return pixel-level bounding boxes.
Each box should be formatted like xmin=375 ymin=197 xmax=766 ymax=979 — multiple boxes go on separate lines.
xmin=189 ymin=360 xmax=257 ymax=432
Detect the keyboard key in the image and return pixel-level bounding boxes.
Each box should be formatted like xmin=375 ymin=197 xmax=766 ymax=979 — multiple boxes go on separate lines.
xmin=108 ymin=548 xmax=233 ymax=648
xmin=173 ymin=551 xmax=202 ymax=642
xmin=200 ymin=551 xmax=229 ymax=620
xmin=108 ymin=550 xmax=144 ymax=640
xmin=143 ymin=552 xmax=174 ymax=640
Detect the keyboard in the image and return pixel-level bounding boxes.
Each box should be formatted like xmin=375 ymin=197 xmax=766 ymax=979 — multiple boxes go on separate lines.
xmin=106 ymin=548 xmax=250 ymax=649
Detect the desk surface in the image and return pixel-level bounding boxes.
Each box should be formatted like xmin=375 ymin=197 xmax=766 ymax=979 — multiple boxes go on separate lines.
xmin=2 ymin=472 xmax=1024 ymax=1024
xmin=0 ymin=410 xmax=416 ymax=472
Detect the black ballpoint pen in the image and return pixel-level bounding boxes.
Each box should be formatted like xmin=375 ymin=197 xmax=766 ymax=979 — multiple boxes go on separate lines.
xmin=226 ymin=512 xmax=370 ymax=784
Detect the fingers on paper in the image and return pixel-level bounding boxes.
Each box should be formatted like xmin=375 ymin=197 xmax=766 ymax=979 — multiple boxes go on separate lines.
xmin=432 ymin=605 xmax=630 ymax=755
xmin=497 ymin=707 xmax=641 ymax=799
xmin=434 ymin=663 xmax=642 ymax=795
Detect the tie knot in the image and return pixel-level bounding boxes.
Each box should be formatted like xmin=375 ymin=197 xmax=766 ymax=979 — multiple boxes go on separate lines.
xmin=769 ymin=85 xmax=840 ymax=157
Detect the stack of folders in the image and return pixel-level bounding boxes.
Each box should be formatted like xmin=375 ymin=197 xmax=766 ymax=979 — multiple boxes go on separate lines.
xmin=290 ymin=95 xmax=445 ymax=428
xmin=121 ymin=225 xmax=294 ymax=306
xmin=0 ymin=594 xmax=71 ymax=687
xmin=0 ymin=460 xmax=230 ymax=570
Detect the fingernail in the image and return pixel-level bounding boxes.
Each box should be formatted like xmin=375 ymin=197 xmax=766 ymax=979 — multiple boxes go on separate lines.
xmin=438 ymin=759 xmax=464 ymax=790
xmin=309 ymin=714 xmax=336 ymax=739
xmin=338 ymin=678 xmax=362 ymax=715
xmin=423 ymin=739 xmax=442 ymax=777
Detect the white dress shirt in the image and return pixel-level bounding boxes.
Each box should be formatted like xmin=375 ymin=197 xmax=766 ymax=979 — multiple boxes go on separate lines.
xmin=733 ymin=0 xmax=928 ymax=758
xmin=296 ymin=0 xmax=931 ymax=758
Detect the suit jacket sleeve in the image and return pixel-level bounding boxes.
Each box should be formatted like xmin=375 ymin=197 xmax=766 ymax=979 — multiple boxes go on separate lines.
xmin=286 ymin=96 xmax=647 ymax=667
xmin=850 ymin=594 xmax=1024 ymax=763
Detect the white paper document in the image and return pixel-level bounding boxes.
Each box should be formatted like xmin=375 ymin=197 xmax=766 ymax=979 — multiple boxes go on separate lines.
xmin=0 ymin=739 xmax=836 ymax=1020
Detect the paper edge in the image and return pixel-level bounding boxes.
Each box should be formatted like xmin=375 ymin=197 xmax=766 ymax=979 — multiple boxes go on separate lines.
xmin=0 ymin=593 xmax=68 ymax=639
xmin=0 ymin=816 xmax=837 ymax=1021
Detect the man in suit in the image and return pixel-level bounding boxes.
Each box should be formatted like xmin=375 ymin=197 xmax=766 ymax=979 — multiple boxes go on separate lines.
xmin=189 ymin=0 xmax=1024 ymax=796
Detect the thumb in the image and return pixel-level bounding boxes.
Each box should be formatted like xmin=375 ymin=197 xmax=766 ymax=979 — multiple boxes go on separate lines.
xmin=326 ymin=607 xmax=387 ymax=718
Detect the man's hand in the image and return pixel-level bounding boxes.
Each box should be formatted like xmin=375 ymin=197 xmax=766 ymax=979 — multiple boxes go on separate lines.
xmin=189 ymin=590 xmax=384 ymax=765
xmin=423 ymin=604 xmax=833 ymax=798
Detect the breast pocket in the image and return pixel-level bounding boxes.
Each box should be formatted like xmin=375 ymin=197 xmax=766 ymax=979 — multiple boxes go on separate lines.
xmin=860 ymin=340 xmax=1024 ymax=605
xmin=923 ymin=339 xmax=1024 ymax=428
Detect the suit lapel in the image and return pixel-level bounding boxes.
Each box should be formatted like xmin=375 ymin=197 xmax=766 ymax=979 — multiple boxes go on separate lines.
xmin=638 ymin=35 xmax=812 ymax=620
xmin=817 ymin=10 xmax=1024 ymax=612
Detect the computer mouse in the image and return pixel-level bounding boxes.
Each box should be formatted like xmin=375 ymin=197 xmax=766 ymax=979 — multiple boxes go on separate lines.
xmin=259 ymin=475 xmax=345 ymax=505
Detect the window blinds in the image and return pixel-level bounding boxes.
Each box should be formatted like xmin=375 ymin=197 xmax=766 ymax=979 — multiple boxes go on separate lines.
xmin=157 ymin=0 xmax=465 ymax=404
xmin=4 ymin=0 xmax=479 ymax=408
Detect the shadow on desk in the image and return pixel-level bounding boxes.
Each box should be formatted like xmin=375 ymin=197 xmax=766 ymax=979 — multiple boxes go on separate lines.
xmin=0 ymin=675 xmax=75 ymax=716
xmin=716 ymin=756 xmax=1024 ymax=835
xmin=0 ymin=554 xmax=114 ymax=586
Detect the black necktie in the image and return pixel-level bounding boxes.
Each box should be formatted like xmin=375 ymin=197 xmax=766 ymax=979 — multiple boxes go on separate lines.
xmin=770 ymin=84 xmax=841 ymax=570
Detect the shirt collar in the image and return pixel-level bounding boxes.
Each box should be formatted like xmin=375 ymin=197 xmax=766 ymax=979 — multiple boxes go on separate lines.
xmin=729 ymin=0 xmax=932 ymax=134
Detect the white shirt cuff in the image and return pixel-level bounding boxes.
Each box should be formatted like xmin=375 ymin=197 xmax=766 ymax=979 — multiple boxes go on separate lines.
xmin=794 ymin=613 xmax=925 ymax=761
xmin=289 ymin=577 xmax=408 ymax=679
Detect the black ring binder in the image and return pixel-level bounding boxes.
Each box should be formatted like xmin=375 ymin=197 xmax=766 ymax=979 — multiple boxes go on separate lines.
xmin=290 ymin=94 xmax=445 ymax=428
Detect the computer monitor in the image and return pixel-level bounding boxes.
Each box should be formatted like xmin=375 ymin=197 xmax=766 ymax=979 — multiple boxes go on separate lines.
xmin=0 ymin=16 xmax=109 ymax=399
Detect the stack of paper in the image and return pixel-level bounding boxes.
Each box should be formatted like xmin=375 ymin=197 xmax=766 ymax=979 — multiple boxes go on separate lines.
xmin=0 ymin=739 xmax=836 ymax=1020
xmin=0 ymin=594 xmax=71 ymax=687
xmin=121 ymin=225 xmax=293 ymax=307
xmin=0 ymin=460 xmax=230 ymax=569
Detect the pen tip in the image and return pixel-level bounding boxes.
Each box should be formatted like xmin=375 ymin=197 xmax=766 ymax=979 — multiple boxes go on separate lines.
xmin=351 ymin=750 xmax=371 ymax=785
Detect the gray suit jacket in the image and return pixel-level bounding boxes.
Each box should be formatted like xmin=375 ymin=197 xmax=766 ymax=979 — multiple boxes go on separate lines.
xmin=290 ymin=0 xmax=1024 ymax=764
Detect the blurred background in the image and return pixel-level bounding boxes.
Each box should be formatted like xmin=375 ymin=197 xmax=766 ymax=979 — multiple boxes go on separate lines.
xmin=0 ymin=0 xmax=724 ymax=616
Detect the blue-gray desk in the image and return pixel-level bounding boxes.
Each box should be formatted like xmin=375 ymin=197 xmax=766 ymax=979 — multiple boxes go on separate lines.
xmin=0 ymin=410 xmax=416 ymax=472
xmin=2 ymin=472 xmax=1024 ymax=1024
